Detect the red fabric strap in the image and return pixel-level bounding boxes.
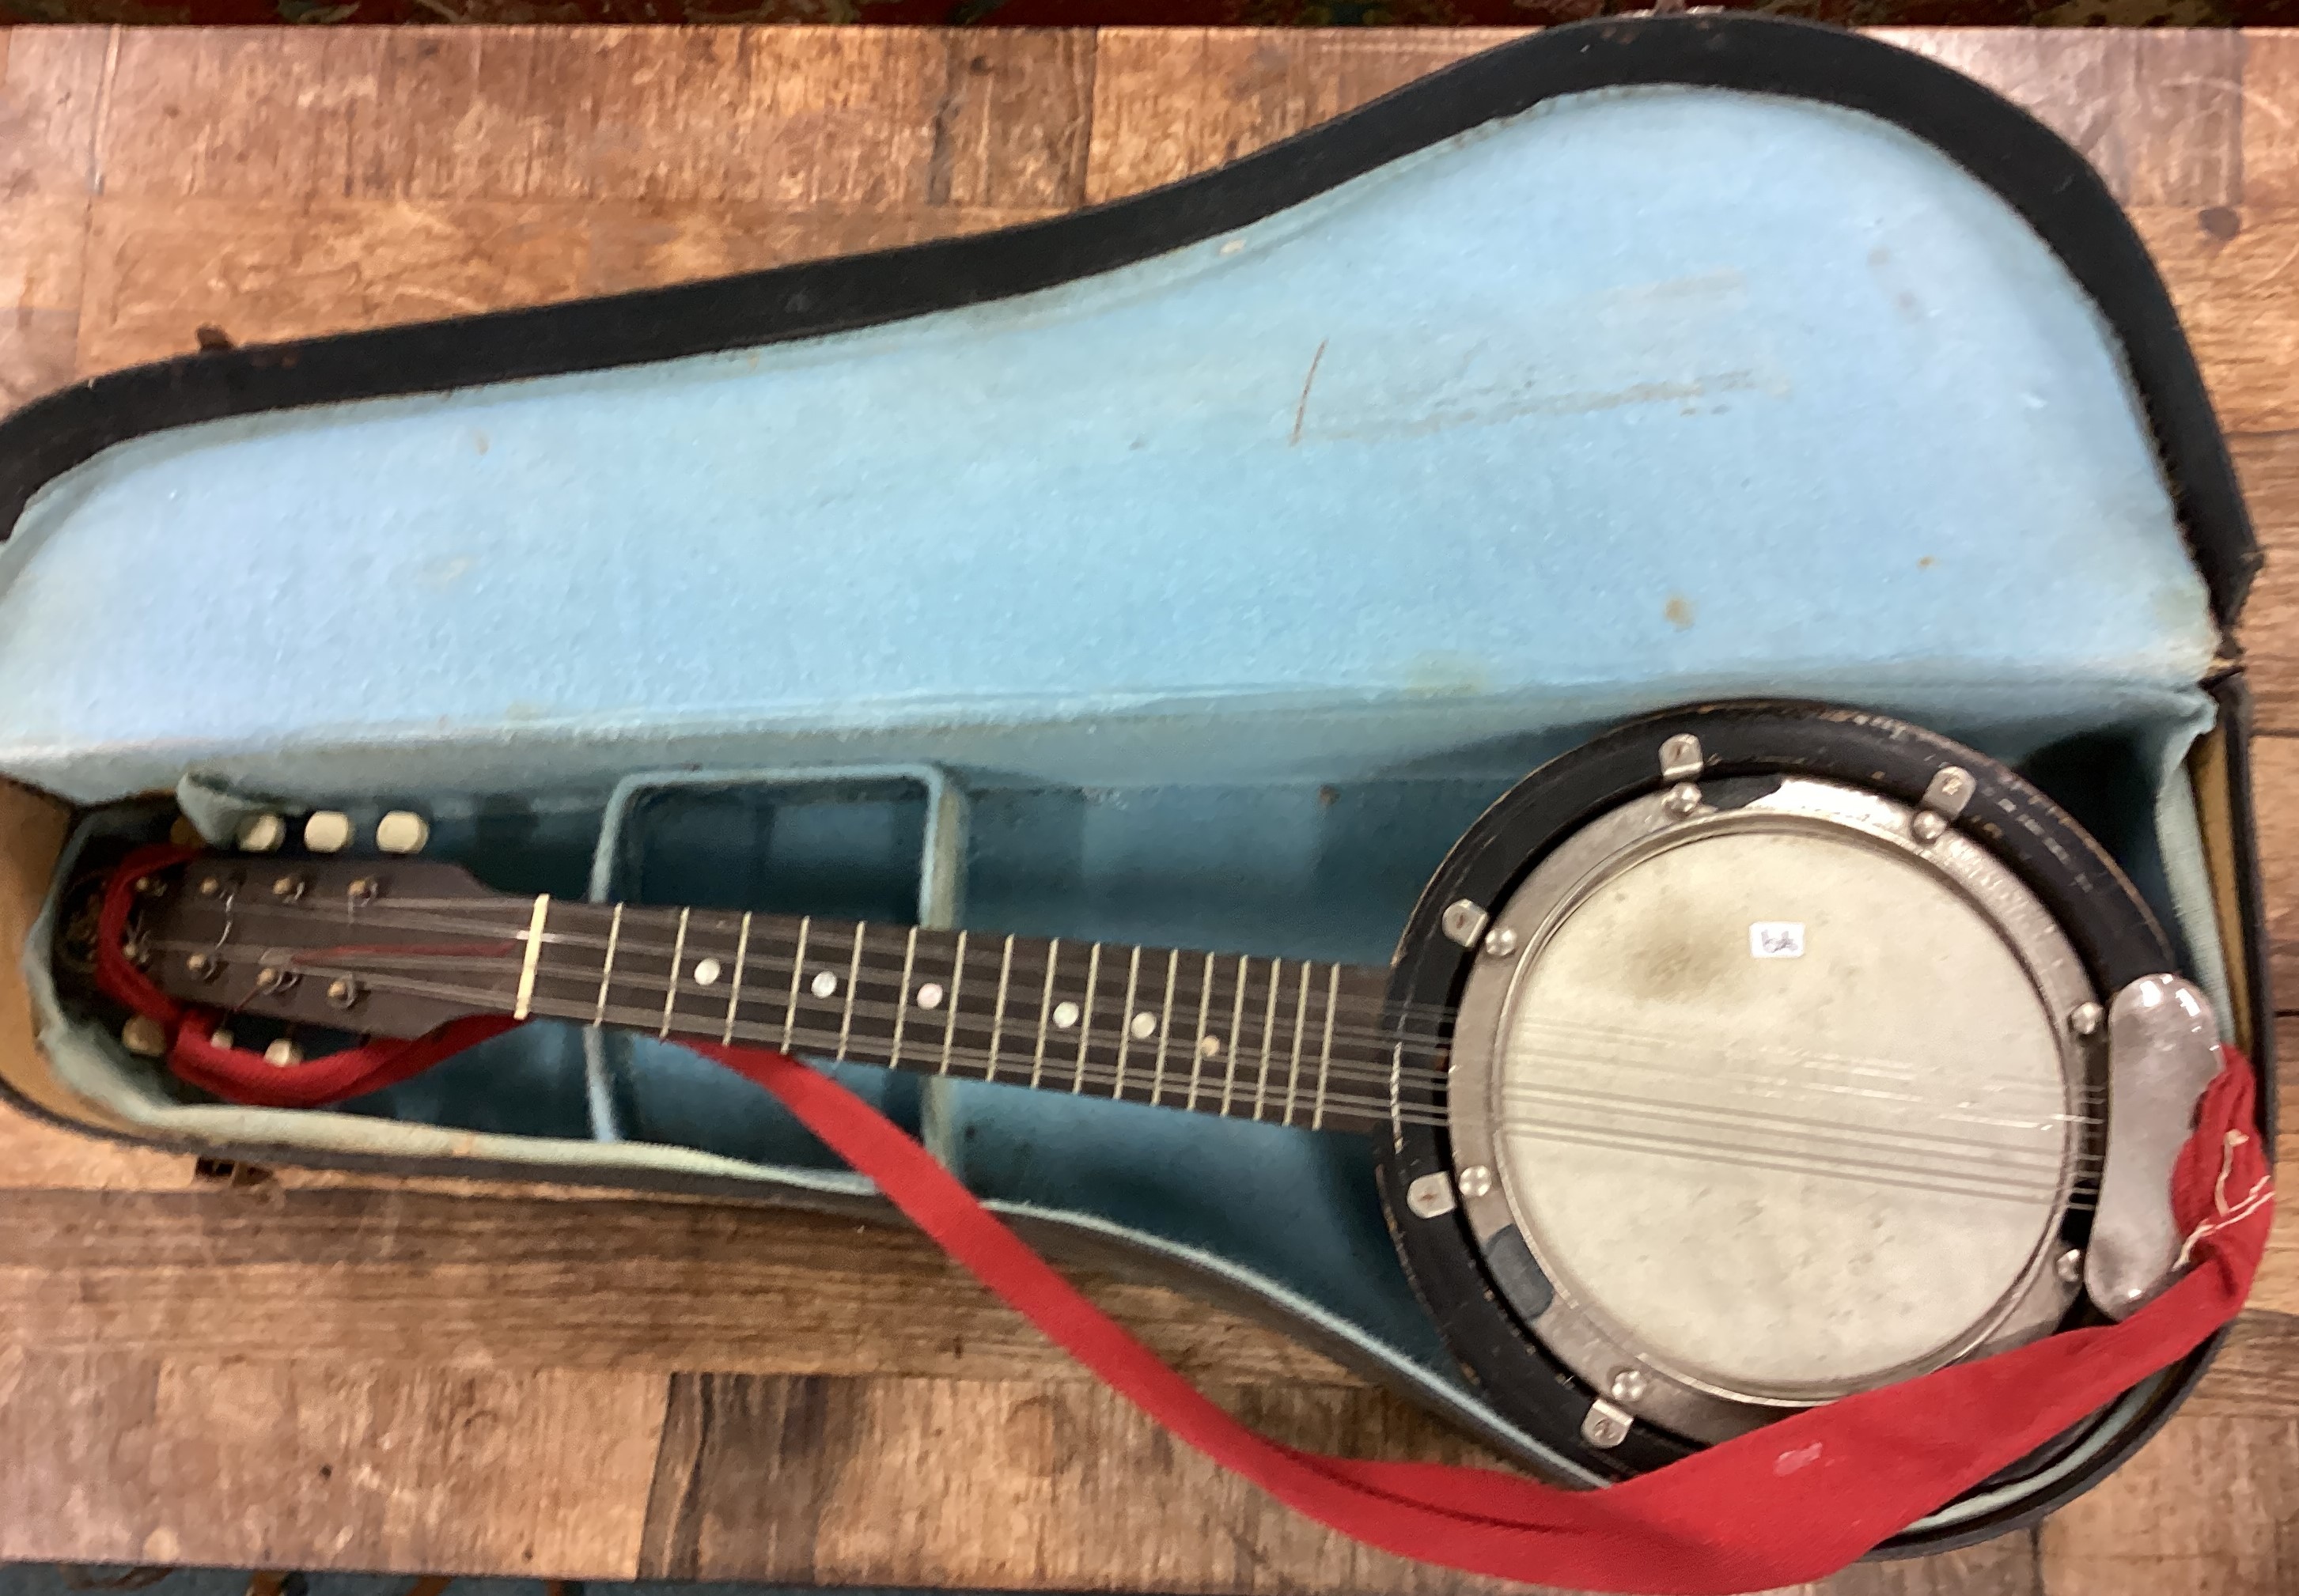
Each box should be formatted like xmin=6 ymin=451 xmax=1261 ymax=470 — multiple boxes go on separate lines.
xmin=687 ymin=1038 xmax=2267 ymax=1594
xmin=97 ymin=852 xmax=2270 ymax=1593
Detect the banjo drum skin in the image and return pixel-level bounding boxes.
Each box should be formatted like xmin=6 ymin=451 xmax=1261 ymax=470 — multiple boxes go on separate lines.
xmin=1375 ymin=702 xmax=2215 ymax=1481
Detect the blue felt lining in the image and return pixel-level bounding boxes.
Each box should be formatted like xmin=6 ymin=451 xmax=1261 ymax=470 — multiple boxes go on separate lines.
xmin=0 ymin=85 xmax=2215 ymax=805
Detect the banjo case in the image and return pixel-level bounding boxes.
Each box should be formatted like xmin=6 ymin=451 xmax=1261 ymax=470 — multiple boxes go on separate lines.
xmin=0 ymin=15 xmax=2269 ymax=1556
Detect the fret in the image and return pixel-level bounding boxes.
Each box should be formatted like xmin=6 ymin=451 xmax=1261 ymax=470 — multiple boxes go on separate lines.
xmin=1070 ymin=943 xmax=1101 ymax=1095
xmin=720 ymin=912 xmax=752 ymax=1046
xmin=1112 ymin=944 xmax=1142 ymax=1101
xmin=1388 ymin=1041 xmax=1404 ymax=1148
xmin=835 ymin=921 xmax=866 ymax=1061
xmin=657 ymin=907 xmax=691 ymax=1038
xmin=1185 ymin=951 xmax=1214 ymax=1110
xmin=1148 ymin=948 xmax=1179 ymax=1106
xmin=592 ymin=903 xmax=624 ymax=1027
xmin=1312 ymin=962 xmax=1340 ymax=1131
xmin=1032 ymin=938 xmax=1060 ymax=1088
xmin=1282 ymin=959 xmax=1310 ymax=1126
xmin=937 ymin=929 xmax=967 ymax=1076
xmin=985 ymin=934 xmax=1014 ymax=1084
xmin=888 ymin=925 xmax=920 ymax=1066
xmin=779 ymin=916 xmax=810 ymax=1051
xmin=1255 ymin=959 xmax=1281 ymax=1121
xmin=513 ymin=894 xmax=551 ymax=1020
xmin=1221 ymin=953 xmax=1248 ymax=1115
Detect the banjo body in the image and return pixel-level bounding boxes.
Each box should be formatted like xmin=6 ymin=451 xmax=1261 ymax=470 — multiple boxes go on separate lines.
xmin=121 ymin=701 xmax=2218 ymax=1484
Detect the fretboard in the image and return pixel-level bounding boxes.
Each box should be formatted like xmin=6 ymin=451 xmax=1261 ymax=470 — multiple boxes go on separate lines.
xmin=506 ymin=902 xmax=1400 ymax=1135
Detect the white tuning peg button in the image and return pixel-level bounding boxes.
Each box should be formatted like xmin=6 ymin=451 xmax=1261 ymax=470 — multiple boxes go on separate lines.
xmin=376 ymin=811 xmax=430 ymax=855
xmin=304 ymin=811 xmax=353 ymax=853
xmin=234 ymin=813 xmax=287 ymax=853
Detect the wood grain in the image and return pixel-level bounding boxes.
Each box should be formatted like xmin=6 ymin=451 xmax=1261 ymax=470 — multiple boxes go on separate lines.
xmin=0 ymin=1348 xmax=668 ymax=1575
xmin=0 ymin=1184 xmax=1362 ymax=1385
xmin=0 ymin=24 xmax=2291 ymax=1596
xmin=1081 ymin=28 xmax=1514 ymax=203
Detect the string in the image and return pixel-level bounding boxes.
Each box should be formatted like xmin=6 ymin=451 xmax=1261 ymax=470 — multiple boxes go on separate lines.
xmin=152 ymin=898 xmax=2111 ymax=1122
xmin=187 ymin=954 xmax=2098 ymax=1209
xmin=186 ymin=894 xmax=2117 ymax=1126
xmin=152 ymin=932 xmax=2100 ymax=1151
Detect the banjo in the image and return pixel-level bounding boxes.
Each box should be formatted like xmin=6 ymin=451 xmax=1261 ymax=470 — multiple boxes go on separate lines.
xmin=113 ymin=700 xmax=2225 ymax=1480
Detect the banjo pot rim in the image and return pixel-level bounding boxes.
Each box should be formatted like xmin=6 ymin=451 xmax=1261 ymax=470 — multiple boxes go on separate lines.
xmin=1442 ymin=773 xmax=2100 ymax=1445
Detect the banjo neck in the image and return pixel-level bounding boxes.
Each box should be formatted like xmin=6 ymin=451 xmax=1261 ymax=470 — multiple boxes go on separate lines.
xmin=138 ymin=858 xmax=1403 ymax=1137
xmin=521 ymin=902 xmax=1399 ymax=1136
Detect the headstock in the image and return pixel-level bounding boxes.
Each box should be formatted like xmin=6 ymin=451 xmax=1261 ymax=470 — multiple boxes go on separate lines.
xmin=137 ymin=856 xmax=524 ymax=1042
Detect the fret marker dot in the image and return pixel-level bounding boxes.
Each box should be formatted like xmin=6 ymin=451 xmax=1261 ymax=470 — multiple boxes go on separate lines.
xmin=915 ymin=982 xmax=945 ymax=1011
xmin=812 ymin=970 xmax=839 ymax=999
xmin=1129 ymin=1011 xmax=1157 ymax=1040
xmin=692 ymin=958 xmax=722 ymax=987
xmin=1052 ymin=1000 xmax=1081 ymax=1030
xmin=1199 ymin=1034 xmax=1223 ymax=1060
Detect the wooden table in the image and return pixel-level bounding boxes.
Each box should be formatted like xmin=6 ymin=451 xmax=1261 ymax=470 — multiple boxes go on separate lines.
xmin=1 ymin=23 xmax=2296 ymax=1596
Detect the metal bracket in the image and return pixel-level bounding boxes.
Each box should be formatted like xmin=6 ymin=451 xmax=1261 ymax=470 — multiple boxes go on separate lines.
xmin=1658 ymin=734 xmax=1703 ymax=782
xmin=1580 ymin=1398 xmax=1632 ymax=1449
xmin=2086 ymin=974 xmax=2222 ymax=1320
xmin=1405 ymin=1172 xmax=1457 ymax=1218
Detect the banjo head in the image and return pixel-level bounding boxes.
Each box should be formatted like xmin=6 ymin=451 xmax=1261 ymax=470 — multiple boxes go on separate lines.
xmin=1378 ymin=703 xmax=2167 ymax=1472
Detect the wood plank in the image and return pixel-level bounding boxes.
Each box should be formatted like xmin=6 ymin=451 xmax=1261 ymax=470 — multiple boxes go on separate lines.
xmin=635 ymin=1372 xmax=1528 ymax=1594
xmin=1875 ymin=29 xmax=2243 ymax=206
xmin=2221 ymin=1014 xmax=2299 ymax=1316
xmin=1082 ymin=28 xmax=1517 ymax=204
xmin=93 ymin=27 xmax=1096 ymax=210
xmin=2233 ymin=432 xmax=2299 ymax=731
xmin=0 ymin=1184 xmax=1361 ymax=1386
xmin=2130 ymin=207 xmax=2299 ymax=440
xmin=2243 ymin=32 xmax=2299 ymax=210
xmin=0 ymin=28 xmax=107 ymax=410
xmin=2038 ymin=1414 xmax=2299 ymax=1595
xmin=2250 ymin=734 xmax=2299 ymax=1004
xmin=0 ymin=1348 xmax=666 ymax=1575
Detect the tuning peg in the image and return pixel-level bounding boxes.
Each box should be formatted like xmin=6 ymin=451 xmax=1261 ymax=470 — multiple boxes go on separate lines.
xmin=304 ymin=811 xmax=353 ymax=853
xmin=376 ymin=811 xmax=430 ymax=854
xmin=234 ymin=812 xmax=287 ymax=853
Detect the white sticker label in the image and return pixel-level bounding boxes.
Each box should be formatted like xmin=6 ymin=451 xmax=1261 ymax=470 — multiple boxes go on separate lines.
xmin=1749 ymin=922 xmax=1805 ymax=959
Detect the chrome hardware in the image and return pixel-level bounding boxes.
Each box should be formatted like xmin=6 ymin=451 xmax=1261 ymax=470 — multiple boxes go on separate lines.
xmin=2067 ymin=1001 xmax=2105 ymax=1038
xmin=1406 ymin=1172 xmax=1457 ymax=1219
xmin=271 ymin=872 xmax=309 ymax=903
xmin=1480 ymin=927 xmax=1519 ymax=959
xmin=347 ymin=878 xmax=380 ymax=906
xmin=184 ymin=951 xmax=218 ymax=981
xmin=1608 ymin=1368 xmax=1649 ymax=1404
xmin=324 ymin=977 xmax=360 ymax=1011
xmin=1581 ymin=1400 xmax=1631 ymax=1449
xmin=1911 ymin=811 xmax=1947 ymax=844
xmin=1659 ymin=734 xmax=1703 ymax=781
xmin=2089 ymin=976 xmax=2223 ymax=1320
xmin=2056 ymin=1247 xmax=2084 ymax=1284
xmin=1921 ymin=765 xmax=1974 ymax=822
xmin=1441 ymin=899 xmax=1489 ymax=948
xmin=1456 ymin=1164 xmax=1494 ymax=1199
xmin=1661 ymin=781 xmax=1701 ymax=818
